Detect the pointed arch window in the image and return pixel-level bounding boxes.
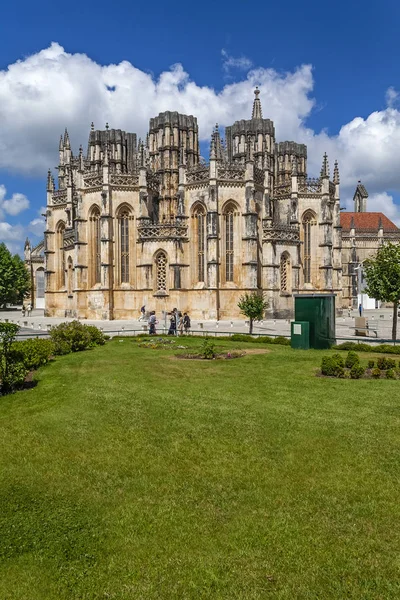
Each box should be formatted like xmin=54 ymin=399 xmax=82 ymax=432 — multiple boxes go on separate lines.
xmin=224 ymin=205 xmax=235 ymax=282
xmin=119 ymin=210 xmax=130 ymax=283
xmin=280 ymin=252 xmax=290 ymax=293
xmin=57 ymin=223 xmax=65 ymax=289
xmin=90 ymin=207 xmax=101 ymax=285
xmin=193 ymin=206 xmax=206 ymax=283
xmin=302 ymin=211 xmax=316 ymax=284
xmin=156 ymin=252 xmax=167 ymax=293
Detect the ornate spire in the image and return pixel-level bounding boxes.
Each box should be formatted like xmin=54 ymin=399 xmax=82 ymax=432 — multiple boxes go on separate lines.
xmin=91 ymin=122 xmax=94 ymax=132
xmin=209 ymin=131 xmax=216 ymax=160
xmin=211 ymin=123 xmax=225 ymax=162
xmin=47 ymin=169 xmax=54 ymax=191
xmin=79 ymin=145 xmax=84 ymax=170
xmin=59 ymin=135 xmax=64 ymax=151
xmin=333 ymin=160 xmax=340 ymax=185
xmin=64 ymin=128 xmax=70 ymax=149
xmin=320 ymin=152 xmax=329 ymax=178
xmin=251 ymin=86 xmax=263 ymax=120
xmin=246 ymin=134 xmax=252 ymax=161
xmin=140 ymin=141 xmax=145 ymax=168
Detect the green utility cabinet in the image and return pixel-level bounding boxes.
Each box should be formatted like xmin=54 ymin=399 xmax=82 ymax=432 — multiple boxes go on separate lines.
xmin=293 ymin=294 xmax=336 ymax=349
xmin=291 ymin=321 xmax=310 ymax=349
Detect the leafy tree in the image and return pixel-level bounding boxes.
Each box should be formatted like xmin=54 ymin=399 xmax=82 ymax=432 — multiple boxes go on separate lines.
xmin=238 ymin=292 xmax=268 ymax=334
xmin=363 ymin=242 xmax=400 ymax=341
xmin=0 ymin=243 xmax=30 ymax=308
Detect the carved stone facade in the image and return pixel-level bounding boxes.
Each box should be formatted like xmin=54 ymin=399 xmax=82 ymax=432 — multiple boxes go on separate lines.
xmin=25 ymin=89 xmax=395 ymax=320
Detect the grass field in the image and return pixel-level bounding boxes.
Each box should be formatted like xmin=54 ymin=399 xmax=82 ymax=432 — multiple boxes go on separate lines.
xmin=0 ymin=337 xmax=399 ymax=599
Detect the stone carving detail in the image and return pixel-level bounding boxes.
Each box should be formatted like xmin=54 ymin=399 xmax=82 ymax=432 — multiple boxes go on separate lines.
xmin=52 ymin=191 xmax=67 ymax=205
xmin=63 ymin=230 xmax=76 ymax=248
xmin=274 ymin=184 xmax=291 ymax=198
xmin=138 ymin=222 xmax=188 ymax=242
xmin=146 ymin=171 xmax=161 ymax=192
xmin=186 ymin=165 xmax=209 ymax=184
xmin=253 ymin=166 xmax=264 ymax=185
xmin=84 ymin=174 xmax=103 ymax=188
xmin=110 ymin=173 xmax=139 ymax=187
xmin=263 ymin=225 xmax=300 ymax=243
xmin=218 ymin=165 xmax=245 ymax=181
xmin=298 ymin=178 xmax=321 ymax=194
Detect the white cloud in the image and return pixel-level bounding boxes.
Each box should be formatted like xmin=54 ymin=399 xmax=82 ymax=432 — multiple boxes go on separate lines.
xmin=221 ymin=49 xmax=253 ymax=72
xmin=0 ymin=43 xmax=313 ymax=175
xmin=385 ymin=86 xmax=398 ymax=108
xmin=0 ymin=184 xmax=29 ymax=219
xmin=28 ymin=217 xmax=45 ymax=237
xmin=0 ymin=43 xmax=399 ymax=214
xmin=367 ymin=192 xmax=400 ymax=225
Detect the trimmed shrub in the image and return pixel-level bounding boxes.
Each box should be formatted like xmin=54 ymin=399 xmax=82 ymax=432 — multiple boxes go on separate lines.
xmin=331 ymin=353 xmax=345 ymax=368
xmin=386 ymin=369 xmax=396 ymax=379
xmin=345 ymin=351 xmax=360 ymax=368
xmin=376 ymin=357 xmax=396 ymax=370
xmin=85 ymin=325 xmax=106 ymax=347
xmin=201 ymin=338 xmax=216 ymax=360
xmin=350 ymin=364 xmax=365 ymax=379
xmin=11 ymin=338 xmax=54 ymax=371
xmin=50 ymin=321 xmax=92 ymax=354
xmin=372 ymin=368 xmax=381 ymax=379
xmin=367 ymin=360 xmax=375 ymax=369
xmin=321 ymin=355 xmax=344 ymax=377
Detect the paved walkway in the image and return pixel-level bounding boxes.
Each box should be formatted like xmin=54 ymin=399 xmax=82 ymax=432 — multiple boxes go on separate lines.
xmin=0 ymin=307 xmax=398 ymax=341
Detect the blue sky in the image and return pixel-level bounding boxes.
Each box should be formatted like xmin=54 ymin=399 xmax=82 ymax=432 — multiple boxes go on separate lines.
xmin=1 ymin=0 xmax=400 ymax=253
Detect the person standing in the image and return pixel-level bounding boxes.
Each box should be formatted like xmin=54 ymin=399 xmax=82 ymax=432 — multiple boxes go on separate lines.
xmin=358 ymin=303 xmax=362 ymax=317
xmin=148 ymin=311 xmax=157 ymax=335
xmin=183 ymin=312 xmax=191 ymax=334
xmin=27 ymin=303 xmax=32 ymax=317
xmin=178 ymin=312 xmax=184 ymax=336
xmin=139 ymin=305 xmax=146 ymax=321
xmin=168 ymin=309 xmax=177 ymax=336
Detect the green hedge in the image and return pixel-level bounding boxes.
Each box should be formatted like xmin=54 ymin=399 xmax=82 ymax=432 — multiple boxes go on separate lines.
xmin=333 ymin=342 xmax=400 ymax=355
xmin=11 ymin=338 xmax=54 ymax=371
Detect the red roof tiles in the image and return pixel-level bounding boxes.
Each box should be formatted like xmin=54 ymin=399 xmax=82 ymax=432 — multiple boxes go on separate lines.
xmin=340 ymin=212 xmax=399 ymax=232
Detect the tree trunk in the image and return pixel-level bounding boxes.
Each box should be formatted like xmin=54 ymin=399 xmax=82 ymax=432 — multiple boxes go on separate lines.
xmin=249 ymin=318 xmax=253 ymax=335
xmin=392 ymin=301 xmax=398 ymax=342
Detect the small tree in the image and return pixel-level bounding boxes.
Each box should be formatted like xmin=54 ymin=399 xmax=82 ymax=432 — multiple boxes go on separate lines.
xmin=238 ymin=292 xmax=268 ymax=334
xmin=363 ymin=242 xmax=400 ymax=341
xmin=0 ymin=243 xmax=30 ymax=308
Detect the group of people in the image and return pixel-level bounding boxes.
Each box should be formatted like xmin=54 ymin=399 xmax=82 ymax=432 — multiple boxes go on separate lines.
xmin=144 ymin=306 xmax=191 ymax=336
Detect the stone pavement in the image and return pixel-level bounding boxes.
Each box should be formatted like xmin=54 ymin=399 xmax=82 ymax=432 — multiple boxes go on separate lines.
xmin=0 ymin=307 xmax=398 ymax=342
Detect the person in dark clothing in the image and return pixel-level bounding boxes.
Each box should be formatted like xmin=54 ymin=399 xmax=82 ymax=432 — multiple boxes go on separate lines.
xmin=183 ymin=312 xmax=191 ymax=334
xmin=168 ymin=310 xmax=177 ymax=335
xmin=359 ymin=303 xmax=362 ymax=317
xmin=148 ymin=311 xmax=157 ymax=335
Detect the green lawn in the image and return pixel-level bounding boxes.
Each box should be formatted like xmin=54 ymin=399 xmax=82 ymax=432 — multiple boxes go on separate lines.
xmin=0 ymin=338 xmax=399 ymax=599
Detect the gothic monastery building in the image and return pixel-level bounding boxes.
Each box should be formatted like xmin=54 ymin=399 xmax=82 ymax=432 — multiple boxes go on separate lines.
xmin=25 ymin=89 xmax=400 ymax=319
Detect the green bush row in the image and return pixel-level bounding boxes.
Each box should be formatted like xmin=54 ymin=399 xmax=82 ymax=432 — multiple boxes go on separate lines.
xmin=333 ymin=341 xmax=400 ymax=355
xmin=11 ymin=338 xmax=54 ymax=371
xmin=321 ymin=350 xmax=400 ymax=380
xmin=1 ymin=321 xmax=107 ymax=396
xmin=229 ymin=334 xmax=290 ymax=346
